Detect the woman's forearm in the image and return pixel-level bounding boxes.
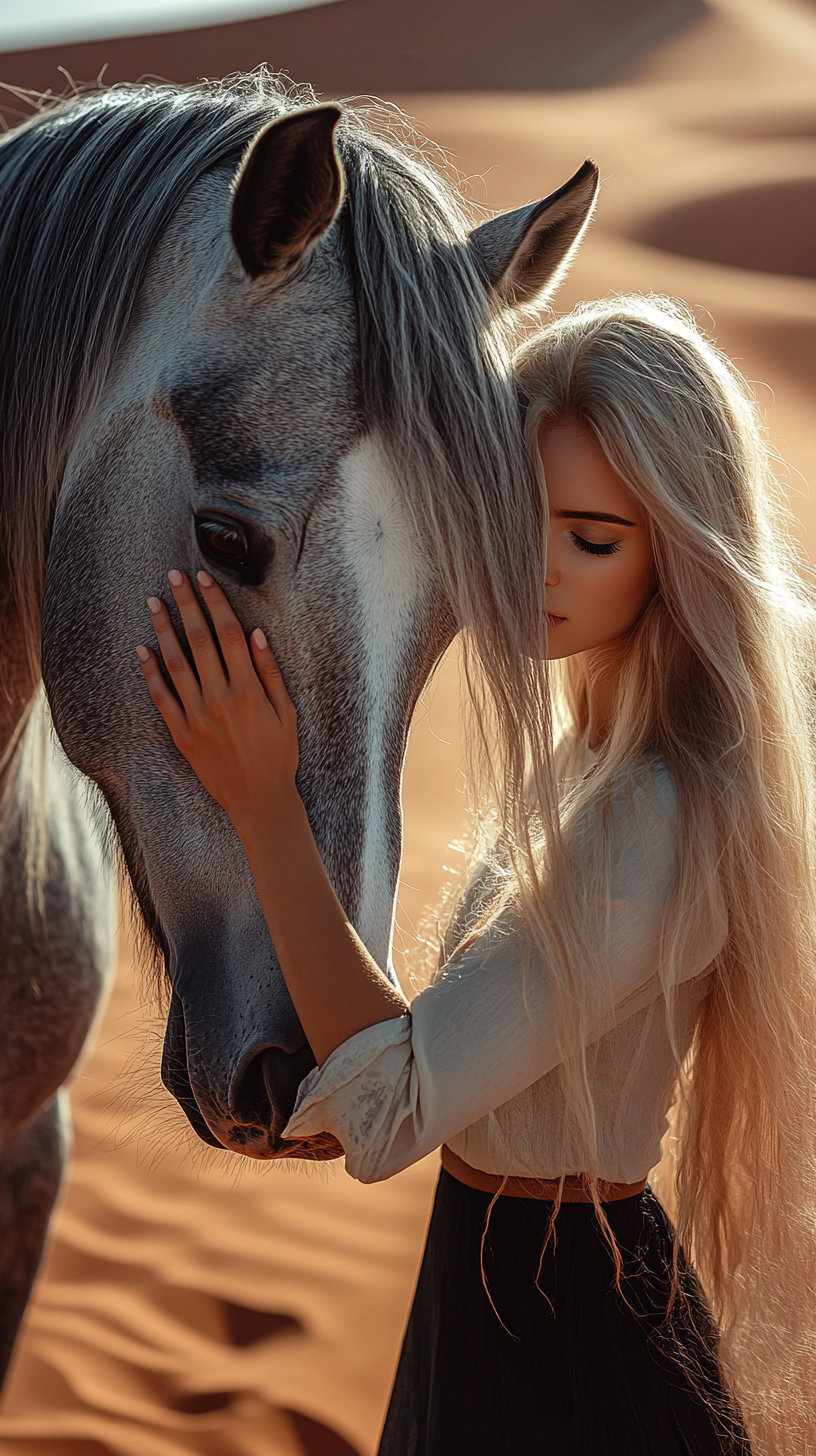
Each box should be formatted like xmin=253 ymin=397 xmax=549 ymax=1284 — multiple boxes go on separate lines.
xmin=237 ymin=790 xmax=408 ymax=1065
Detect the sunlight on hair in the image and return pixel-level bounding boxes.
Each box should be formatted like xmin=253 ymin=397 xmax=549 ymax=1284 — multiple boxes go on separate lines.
xmin=493 ymin=293 xmax=816 ymax=1454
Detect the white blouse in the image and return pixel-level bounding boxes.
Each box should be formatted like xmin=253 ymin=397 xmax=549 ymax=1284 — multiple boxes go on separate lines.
xmin=282 ymin=753 xmax=728 ymax=1184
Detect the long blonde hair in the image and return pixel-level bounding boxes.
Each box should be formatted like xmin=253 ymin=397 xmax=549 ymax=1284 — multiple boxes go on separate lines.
xmin=465 ymin=294 xmax=816 ymax=1453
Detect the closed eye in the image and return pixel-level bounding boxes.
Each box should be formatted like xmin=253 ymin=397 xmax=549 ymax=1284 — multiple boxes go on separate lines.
xmin=569 ymin=533 xmax=620 ymax=557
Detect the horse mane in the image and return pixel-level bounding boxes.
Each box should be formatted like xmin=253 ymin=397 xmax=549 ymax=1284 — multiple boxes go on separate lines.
xmin=0 ymin=69 xmax=536 ymax=713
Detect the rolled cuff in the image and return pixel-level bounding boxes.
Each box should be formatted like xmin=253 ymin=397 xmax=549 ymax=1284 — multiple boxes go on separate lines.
xmin=281 ymin=1014 xmax=415 ymax=1183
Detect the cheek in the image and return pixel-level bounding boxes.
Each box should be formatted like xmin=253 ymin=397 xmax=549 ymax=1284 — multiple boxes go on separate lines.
xmin=631 ymin=549 xmax=657 ymax=608
xmin=611 ymin=552 xmax=655 ymax=623
xmin=575 ymin=558 xmax=650 ymax=634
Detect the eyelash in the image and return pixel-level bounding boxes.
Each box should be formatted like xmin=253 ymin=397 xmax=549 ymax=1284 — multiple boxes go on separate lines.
xmin=570 ymin=533 xmax=620 ymax=557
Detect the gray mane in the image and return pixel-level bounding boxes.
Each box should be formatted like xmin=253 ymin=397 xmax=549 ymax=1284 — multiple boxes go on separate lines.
xmin=0 ymin=70 xmax=534 ymax=687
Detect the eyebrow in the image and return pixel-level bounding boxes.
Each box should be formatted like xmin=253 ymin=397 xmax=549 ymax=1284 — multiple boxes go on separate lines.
xmin=554 ymin=509 xmax=638 ymax=528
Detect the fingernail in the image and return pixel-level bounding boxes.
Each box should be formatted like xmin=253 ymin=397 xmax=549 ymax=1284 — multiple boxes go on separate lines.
xmin=135 ymin=645 xmax=149 ymax=663
xmin=252 ymin=628 xmax=268 ymax=650
xmin=147 ymin=597 xmax=162 ymax=615
xmin=168 ymin=568 xmax=183 ymax=587
xmin=197 ymin=570 xmax=214 ymax=588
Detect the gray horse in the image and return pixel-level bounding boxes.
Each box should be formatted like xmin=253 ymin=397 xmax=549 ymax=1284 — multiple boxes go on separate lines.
xmin=0 ymin=73 xmax=597 ymax=1382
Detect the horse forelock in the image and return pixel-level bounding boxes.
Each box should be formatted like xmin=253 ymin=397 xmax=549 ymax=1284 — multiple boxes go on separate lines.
xmin=336 ymin=128 xmax=537 ymax=667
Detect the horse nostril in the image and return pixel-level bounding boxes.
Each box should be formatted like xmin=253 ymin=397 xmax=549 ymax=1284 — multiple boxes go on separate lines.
xmin=232 ymin=1044 xmax=317 ymax=1138
xmin=233 ymin=1053 xmax=274 ymax=1128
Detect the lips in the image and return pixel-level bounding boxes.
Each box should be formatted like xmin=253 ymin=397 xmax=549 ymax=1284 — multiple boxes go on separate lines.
xmin=210 ymin=1118 xmax=344 ymax=1162
xmin=546 ymin=613 xmax=566 ymax=629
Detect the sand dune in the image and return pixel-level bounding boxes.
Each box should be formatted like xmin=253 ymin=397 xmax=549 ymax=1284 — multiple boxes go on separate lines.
xmin=0 ymin=0 xmax=704 ymax=116
xmin=2 ymin=2 xmax=816 ymax=1451
xmin=0 ymin=941 xmax=439 ymax=1454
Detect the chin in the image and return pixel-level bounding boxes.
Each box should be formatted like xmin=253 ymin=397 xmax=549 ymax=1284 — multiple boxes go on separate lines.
xmin=226 ymin=1130 xmax=346 ymax=1163
xmin=274 ymin=1132 xmax=345 ymax=1162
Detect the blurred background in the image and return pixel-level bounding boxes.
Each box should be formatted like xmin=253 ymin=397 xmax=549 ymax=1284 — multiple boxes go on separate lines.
xmin=1 ymin=1 xmax=815 ymax=1452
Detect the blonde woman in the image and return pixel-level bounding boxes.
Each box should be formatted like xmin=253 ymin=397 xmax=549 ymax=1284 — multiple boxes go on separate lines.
xmin=135 ymin=296 xmax=816 ymax=1454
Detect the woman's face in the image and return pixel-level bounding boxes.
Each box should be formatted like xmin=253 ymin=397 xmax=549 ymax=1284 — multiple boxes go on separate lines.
xmin=539 ymin=421 xmax=656 ymax=661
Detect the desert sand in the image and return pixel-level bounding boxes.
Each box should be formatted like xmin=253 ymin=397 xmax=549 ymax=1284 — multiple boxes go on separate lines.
xmin=1 ymin=2 xmax=816 ymax=1451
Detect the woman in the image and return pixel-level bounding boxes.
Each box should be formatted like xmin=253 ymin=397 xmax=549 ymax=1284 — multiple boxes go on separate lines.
xmin=135 ymin=296 xmax=816 ymax=1455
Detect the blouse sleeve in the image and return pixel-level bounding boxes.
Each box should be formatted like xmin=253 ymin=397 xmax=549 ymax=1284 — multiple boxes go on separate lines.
xmin=281 ymin=762 xmax=726 ymax=1182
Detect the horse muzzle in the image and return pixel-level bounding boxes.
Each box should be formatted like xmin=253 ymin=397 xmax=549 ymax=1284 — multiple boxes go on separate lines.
xmin=161 ymin=987 xmax=343 ymax=1161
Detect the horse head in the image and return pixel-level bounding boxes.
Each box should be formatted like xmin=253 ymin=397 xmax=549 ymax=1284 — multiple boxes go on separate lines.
xmin=24 ymin=84 xmax=598 ymax=1157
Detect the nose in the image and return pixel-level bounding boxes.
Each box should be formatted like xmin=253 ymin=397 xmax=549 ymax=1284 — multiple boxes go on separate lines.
xmin=229 ymin=1043 xmax=317 ymax=1141
xmin=161 ymin=989 xmax=317 ymax=1153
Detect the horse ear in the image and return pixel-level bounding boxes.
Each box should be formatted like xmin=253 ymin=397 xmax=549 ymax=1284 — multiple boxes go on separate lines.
xmin=467 ymin=159 xmax=600 ymax=307
xmin=231 ymin=106 xmax=344 ymax=280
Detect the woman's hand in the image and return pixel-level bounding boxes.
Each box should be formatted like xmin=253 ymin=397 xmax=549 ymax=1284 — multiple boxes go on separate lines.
xmin=136 ymin=569 xmax=298 ymax=840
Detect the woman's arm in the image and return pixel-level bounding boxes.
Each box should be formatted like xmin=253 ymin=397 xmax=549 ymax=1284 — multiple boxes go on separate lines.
xmin=136 ymin=568 xmax=407 ymax=1065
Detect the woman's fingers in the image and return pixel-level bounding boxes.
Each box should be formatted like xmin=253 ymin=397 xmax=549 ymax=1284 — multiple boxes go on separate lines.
xmin=250 ymin=628 xmax=296 ymax=721
xmin=195 ymin=570 xmax=259 ymax=687
xmin=148 ymin=569 xmax=292 ymax=726
xmin=165 ymin=569 xmax=231 ymax=699
xmin=135 ymin=644 xmax=189 ymax=741
xmin=146 ymin=595 xmax=204 ymax=716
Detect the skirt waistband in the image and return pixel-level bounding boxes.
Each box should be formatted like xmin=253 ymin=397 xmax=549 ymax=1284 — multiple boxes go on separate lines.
xmin=441 ymin=1144 xmax=648 ymax=1203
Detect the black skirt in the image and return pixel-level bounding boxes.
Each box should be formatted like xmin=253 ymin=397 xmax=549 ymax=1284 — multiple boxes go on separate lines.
xmin=378 ymin=1169 xmax=750 ymax=1456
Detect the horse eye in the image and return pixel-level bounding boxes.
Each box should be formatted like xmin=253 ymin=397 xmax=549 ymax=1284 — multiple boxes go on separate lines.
xmin=196 ymin=519 xmax=249 ymax=567
xmin=194 ymin=511 xmax=273 ymax=585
